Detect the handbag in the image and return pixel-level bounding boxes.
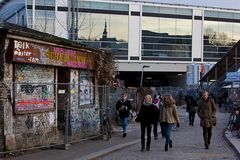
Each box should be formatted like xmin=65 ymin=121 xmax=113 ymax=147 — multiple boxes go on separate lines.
xmin=212 ymin=116 xmax=217 ymax=126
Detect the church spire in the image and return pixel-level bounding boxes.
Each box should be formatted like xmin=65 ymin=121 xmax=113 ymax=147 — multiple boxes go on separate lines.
xmin=102 ymin=19 xmax=107 ymax=39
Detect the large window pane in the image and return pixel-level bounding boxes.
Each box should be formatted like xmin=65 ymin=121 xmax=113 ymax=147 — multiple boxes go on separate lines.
xmin=219 ymin=22 xmax=233 ymax=45
xmin=233 ymin=23 xmax=240 ymax=41
xmin=78 ymin=13 xmax=128 ymax=59
xmin=142 ymin=6 xmax=192 ymax=16
xmin=35 ymin=10 xmax=55 ymax=34
xmin=90 ymin=2 xmax=110 ymax=10
xmin=27 ymin=9 xmax=32 ymax=28
xmin=159 ymin=18 xmax=176 ymax=35
xmin=204 ymin=20 xmax=238 ymax=59
xmin=79 ymin=1 xmax=128 ymax=11
xmin=142 ymin=16 xmax=192 ymax=59
xmin=35 ymin=0 xmax=55 ymax=6
xmin=176 ymin=19 xmax=192 ymax=36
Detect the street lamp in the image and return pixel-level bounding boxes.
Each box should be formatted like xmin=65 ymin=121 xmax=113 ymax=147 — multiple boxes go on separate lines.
xmin=140 ymin=65 xmax=150 ymax=87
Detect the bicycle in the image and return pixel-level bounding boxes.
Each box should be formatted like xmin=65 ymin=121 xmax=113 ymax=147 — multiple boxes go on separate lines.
xmin=227 ymin=102 xmax=240 ymax=137
xmin=98 ymin=107 xmax=112 ymax=141
xmin=220 ymin=100 xmax=234 ymax=113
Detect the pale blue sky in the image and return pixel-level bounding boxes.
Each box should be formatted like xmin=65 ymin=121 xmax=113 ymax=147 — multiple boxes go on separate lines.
xmin=135 ymin=0 xmax=240 ymax=10
xmin=1 ymin=0 xmax=240 ymax=10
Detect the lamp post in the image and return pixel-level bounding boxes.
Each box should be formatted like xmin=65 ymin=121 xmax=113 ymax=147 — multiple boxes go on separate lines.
xmin=140 ymin=65 xmax=150 ymax=87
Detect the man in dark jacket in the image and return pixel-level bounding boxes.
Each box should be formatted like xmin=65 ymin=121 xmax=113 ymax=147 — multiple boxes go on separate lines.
xmin=197 ymin=91 xmax=216 ymax=149
xmin=115 ymin=92 xmax=132 ymax=137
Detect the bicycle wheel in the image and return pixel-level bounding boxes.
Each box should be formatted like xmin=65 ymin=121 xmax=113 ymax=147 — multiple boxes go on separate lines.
xmin=230 ymin=121 xmax=236 ymax=132
xmin=237 ymin=128 xmax=240 ymax=138
xmin=103 ymin=122 xmax=110 ymax=141
xmin=106 ymin=121 xmax=112 ymax=139
xmin=228 ymin=114 xmax=236 ymax=130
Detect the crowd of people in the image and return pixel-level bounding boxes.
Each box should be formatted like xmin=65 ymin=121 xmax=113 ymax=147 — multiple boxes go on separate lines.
xmin=115 ymin=90 xmax=216 ymax=152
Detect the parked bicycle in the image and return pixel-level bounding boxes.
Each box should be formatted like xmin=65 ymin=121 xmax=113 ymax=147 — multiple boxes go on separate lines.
xmin=227 ymin=102 xmax=240 ymax=137
xmin=98 ymin=107 xmax=112 ymax=141
xmin=220 ymin=99 xmax=234 ymax=113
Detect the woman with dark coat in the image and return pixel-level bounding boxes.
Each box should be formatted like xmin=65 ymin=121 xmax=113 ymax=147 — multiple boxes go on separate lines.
xmin=138 ymin=94 xmax=156 ymax=152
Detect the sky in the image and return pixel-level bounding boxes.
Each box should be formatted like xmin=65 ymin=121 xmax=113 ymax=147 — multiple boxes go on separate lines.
xmin=135 ymin=0 xmax=240 ymax=10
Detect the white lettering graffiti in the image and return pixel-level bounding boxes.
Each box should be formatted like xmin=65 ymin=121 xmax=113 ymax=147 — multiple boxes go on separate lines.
xmin=14 ymin=50 xmax=32 ymax=57
xmin=28 ymin=57 xmax=39 ymax=63
xmin=14 ymin=40 xmax=29 ymax=50
xmin=14 ymin=40 xmax=32 ymax=57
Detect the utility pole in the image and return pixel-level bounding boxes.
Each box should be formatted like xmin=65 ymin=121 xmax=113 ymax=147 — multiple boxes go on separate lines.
xmin=140 ymin=65 xmax=150 ymax=88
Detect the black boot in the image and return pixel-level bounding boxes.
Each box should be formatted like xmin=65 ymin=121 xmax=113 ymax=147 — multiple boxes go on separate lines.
xmin=146 ymin=146 xmax=150 ymax=151
xmin=205 ymin=144 xmax=209 ymax=149
xmin=165 ymin=145 xmax=168 ymax=151
xmin=141 ymin=146 xmax=145 ymax=152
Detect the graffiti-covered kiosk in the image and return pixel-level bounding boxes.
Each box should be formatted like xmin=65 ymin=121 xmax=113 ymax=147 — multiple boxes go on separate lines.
xmin=0 ymin=23 xmax=102 ymax=151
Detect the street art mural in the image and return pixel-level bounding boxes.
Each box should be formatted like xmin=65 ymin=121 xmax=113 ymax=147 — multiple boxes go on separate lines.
xmin=69 ymin=70 xmax=99 ymax=136
xmin=13 ymin=40 xmax=96 ymax=69
xmin=15 ymin=64 xmax=55 ymax=114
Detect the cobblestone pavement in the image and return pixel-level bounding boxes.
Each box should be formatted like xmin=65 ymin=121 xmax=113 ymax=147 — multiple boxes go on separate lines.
xmin=96 ymin=108 xmax=239 ymax=160
xmin=3 ymin=107 xmax=239 ymax=160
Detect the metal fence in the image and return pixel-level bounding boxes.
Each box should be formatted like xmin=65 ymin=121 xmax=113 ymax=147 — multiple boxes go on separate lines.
xmin=0 ymin=82 xmax=191 ymax=154
xmin=0 ymin=81 xmax=139 ymax=154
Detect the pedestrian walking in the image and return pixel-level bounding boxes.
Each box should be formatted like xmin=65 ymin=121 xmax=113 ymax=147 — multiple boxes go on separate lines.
xmin=197 ymin=91 xmax=216 ymax=149
xmin=115 ymin=92 xmax=132 ymax=138
xmin=159 ymin=95 xmax=180 ymax=151
xmin=186 ymin=95 xmax=197 ymax=126
xmin=137 ymin=94 xmax=156 ymax=152
xmin=152 ymin=94 xmax=161 ymax=140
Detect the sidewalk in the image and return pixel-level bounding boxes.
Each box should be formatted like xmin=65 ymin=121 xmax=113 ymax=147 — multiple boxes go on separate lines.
xmin=9 ymin=122 xmax=142 ymax=160
xmin=6 ymin=107 xmax=240 ymax=160
xmin=224 ymin=128 xmax=240 ymax=158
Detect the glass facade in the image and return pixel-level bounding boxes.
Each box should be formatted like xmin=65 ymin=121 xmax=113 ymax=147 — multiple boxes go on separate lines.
xmin=35 ymin=10 xmax=55 ymax=34
xmin=22 ymin=1 xmax=240 ymax=62
xmin=27 ymin=9 xmax=33 ymax=28
xmin=141 ymin=6 xmax=192 ymax=60
xmin=35 ymin=0 xmax=55 ymax=6
xmin=204 ymin=11 xmax=240 ymax=60
xmin=77 ymin=1 xmax=129 ymax=59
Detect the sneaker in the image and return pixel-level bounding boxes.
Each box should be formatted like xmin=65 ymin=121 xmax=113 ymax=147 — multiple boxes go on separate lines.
xmin=123 ymin=133 xmax=127 ymax=138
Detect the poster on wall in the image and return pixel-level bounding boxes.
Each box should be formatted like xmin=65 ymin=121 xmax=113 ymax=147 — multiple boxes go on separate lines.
xmin=79 ymin=72 xmax=94 ymax=105
xmin=15 ymin=64 xmax=55 ymax=114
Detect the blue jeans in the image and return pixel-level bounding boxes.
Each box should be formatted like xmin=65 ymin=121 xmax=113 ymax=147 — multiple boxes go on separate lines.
xmin=121 ymin=117 xmax=128 ymax=133
xmin=161 ymin=122 xmax=174 ymax=146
